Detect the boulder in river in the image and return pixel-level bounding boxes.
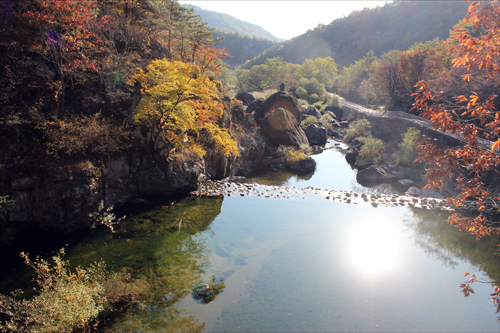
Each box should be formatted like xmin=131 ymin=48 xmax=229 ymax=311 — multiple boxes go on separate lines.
xmin=260 ymin=107 xmax=309 ymax=147
xmin=304 ymin=123 xmax=327 ymax=146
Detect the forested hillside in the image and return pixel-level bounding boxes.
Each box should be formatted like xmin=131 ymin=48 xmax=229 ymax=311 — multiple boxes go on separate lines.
xmin=185 ymin=4 xmax=283 ymax=42
xmin=243 ymin=1 xmax=469 ymax=68
xmin=212 ymin=30 xmax=276 ymax=67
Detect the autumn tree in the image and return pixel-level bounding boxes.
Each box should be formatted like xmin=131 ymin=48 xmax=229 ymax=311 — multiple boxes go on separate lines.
xmin=128 ymin=59 xmax=238 ymax=158
xmin=22 ymin=0 xmax=110 ymax=116
xmin=412 ymin=0 xmax=500 ymax=310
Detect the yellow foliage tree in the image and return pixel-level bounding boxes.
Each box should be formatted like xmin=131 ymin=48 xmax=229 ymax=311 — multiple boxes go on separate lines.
xmin=128 ymin=59 xmax=238 ymax=157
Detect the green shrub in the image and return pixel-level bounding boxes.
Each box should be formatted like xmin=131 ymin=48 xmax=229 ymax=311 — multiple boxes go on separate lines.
xmin=395 ymin=127 xmax=421 ymax=166
xmin=343 ymin=119 xmax=372 ymax=143
xmin=278 ymin=145 xmax=307 ymax=165
xmin=328 ymin=94 xmax=341 ymax=107
xmin=300 ymin=116 xmax=319 ymax=127
xmin=358 ymin=137 xmax=385 ymax=165
xmin=309 ymin=93 xmax=320 ymax=104
xmin=295 ymin=86 xmax=309 ymax=100
xmin=320 ymin=113 xmax=334 ymax=128
xmin=0 ymin=250 xmax=134 ymax=333
xmin=297 ymin=98 xmax=309 ymax=107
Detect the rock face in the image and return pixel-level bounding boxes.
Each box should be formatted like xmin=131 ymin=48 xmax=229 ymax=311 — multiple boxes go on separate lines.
xmin=304 ymin=123 xmax=327 ymax=146
xmin=0 ymin=98 xmax=267 ymax=246
xmin=356 ymin=165 xmax=400 ymax=186
xmin=260 ymin=108 xmax=309 ymax=147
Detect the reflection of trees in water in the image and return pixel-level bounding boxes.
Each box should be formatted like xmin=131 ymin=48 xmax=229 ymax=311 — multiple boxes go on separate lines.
xmin=403 ymin=209 xmax=500 ymax=282
xmin=248 ymin=169 xmax=313 ymax=186
xmin=75 ymin=197 xmax=226 ymax=332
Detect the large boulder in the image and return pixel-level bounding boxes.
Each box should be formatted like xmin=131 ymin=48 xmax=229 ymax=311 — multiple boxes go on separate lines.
xmin=289 ymin=157 xmax=316 ymax=174
xmin=246 ymin=98 xmax=264 ymax=114
xmin=304 ymin=123 xmax=327 ymax=146
xmin=324 ymin=106 xmax=343 ymax=120
xmin=260 ymin=107 xmax=309 ymax=147
xmin=235 ymin=91 xmax=255 ymax=105
xmin=254 ymin=91 xmax=302 ymax=121
xmin=356 ymin=165 xmax=400 ymax=186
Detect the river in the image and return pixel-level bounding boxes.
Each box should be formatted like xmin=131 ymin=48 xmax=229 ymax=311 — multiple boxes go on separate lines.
xmin=1 ymin=140 xmax=499 ymax=332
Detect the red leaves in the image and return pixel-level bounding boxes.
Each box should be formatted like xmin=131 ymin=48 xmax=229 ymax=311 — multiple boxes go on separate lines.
xmin=22 ymin=0 xmax=109 ymax=73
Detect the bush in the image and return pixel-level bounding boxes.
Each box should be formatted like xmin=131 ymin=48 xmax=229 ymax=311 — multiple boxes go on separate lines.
xmin=0 ymin=250 xmax=134 ymax=333
xmin=358 ymin=137 xmax=385 ymax=165
xmin=320 ymin=113 xmax=334 ymax=128
xmin=343 ymin=119 xmax=372 ymax=143
xmin=395 ymin=127 xmax=421 ymax=166
xmin=295 ymin=86 xmax=309 ymax=100
xmin=278 ymin=145 xmax=307 ymax=165
xmin=329 ymin=94 xmax=341 ymax=107
xmin=300 ymin=116 xmax=319 ymax=127
xmin=309 ymin=93 xmax=320 ymax=104
xmin=39 ymin=114 xmax=131 ymax=159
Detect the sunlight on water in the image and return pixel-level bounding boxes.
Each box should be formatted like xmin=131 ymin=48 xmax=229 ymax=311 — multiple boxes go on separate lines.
xmin=348 ymin=221 xmax=400 ymax=275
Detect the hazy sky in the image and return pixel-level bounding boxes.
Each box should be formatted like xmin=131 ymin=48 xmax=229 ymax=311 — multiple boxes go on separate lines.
xmin=181 ymin=1 xmax=387 ymax=40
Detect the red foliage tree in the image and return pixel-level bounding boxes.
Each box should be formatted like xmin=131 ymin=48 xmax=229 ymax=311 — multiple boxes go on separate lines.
xmin=22 ymin=0 xmax=110 ymax=116
xmin=412 ymin=0 xmax=500 ymax=311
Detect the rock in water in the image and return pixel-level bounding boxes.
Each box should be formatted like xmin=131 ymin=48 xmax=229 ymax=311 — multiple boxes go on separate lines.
xmin=304 ymin=123 xmax=327 ymax=145
xmin=260 ymin=108 xmax=309 ymax=147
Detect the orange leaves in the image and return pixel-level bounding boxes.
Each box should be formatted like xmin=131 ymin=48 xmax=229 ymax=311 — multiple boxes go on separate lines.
xmin=130 ymin=59 xmax=238 ymax=158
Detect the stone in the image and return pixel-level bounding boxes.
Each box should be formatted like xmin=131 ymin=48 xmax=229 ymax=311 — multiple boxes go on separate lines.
xmin=345 ymin=150 xmax=359 ymax=165
xmin=324 ymin=105 xmax=343 ymax=120
xmin=356 ymin=165 xmax=400 ymax=186
xmin=260 ymin=107 xmax=309 ymax=147
xmin=290 ymin=157 xmax=316 ymax=174
xmin=246 ymin=98 xmax=264 ymax=114
xmin=340 ymin=121 xmax=349 ymax=129
xmin=405 ymin=186 xmax=421 ymax=197
xmin=235 ymin=91 xmax=255 ymax=105
xmin=304 ymin=123 xmax=327 ymax=146
xmin=398 ymin=179 xmax=414 ymax=186
xmin=254 ymin=91 xmax=302 ymax=122
xmin=280 ymin=82 xmax=285 ymax=91
xmin=421 ymin=188 xmax=445 ymax=199
xmin=303 ymin=106 xmax=321 ymax=120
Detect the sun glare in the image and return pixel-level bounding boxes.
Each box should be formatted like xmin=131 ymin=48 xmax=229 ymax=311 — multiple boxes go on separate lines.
xmin=348 ymin=222 xmax=400 ymax=276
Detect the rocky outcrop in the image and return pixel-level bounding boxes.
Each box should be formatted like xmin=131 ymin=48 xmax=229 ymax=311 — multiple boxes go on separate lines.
xmin=0 ymin=97 xmax=267 ymax=246
xmin=254 ymin=91 xmax=302 ymax=122
xmin=304 ymin=123 xmax=327 ymax=146
xmin=260 ymin=107 xmax=309 ymax=147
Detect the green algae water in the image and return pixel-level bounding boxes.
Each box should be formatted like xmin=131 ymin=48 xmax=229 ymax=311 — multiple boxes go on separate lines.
xmin=1 ymin=142 xmax=499 ymax=332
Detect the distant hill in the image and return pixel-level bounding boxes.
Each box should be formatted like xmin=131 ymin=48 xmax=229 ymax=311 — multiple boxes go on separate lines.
xmin=212 ymin=30 xmax=276 ymax=67
xmin=185 ymin=5 xmax=284 ymax=42
xmin=242 ymin=1 xmax=469 ymax=68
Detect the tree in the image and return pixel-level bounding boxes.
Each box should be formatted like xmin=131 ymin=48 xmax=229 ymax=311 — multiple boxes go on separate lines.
xmin=128 ymin=59 xmax=238 ymax=158
xmin=22 ymin=0 xmax=110 ymax=116
xmin=412 ymin=0 xmax=500 ymax=311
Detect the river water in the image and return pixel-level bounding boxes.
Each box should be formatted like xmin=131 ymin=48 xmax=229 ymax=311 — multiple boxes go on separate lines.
xmin=1 ymin=141 xmax=499 ymax=332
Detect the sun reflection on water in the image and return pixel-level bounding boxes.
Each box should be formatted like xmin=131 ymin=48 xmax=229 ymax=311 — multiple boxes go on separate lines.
xmin=348 ymin=221 xmax=400 ymax=275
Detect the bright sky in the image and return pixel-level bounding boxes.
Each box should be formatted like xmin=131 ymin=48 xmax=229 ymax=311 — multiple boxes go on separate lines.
xmin=181 ymin=1 xmax=387 ymax=40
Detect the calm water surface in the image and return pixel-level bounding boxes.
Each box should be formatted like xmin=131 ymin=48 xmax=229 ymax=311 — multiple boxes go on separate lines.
xmin=2 ymin=142 xmax=499 ymax=332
